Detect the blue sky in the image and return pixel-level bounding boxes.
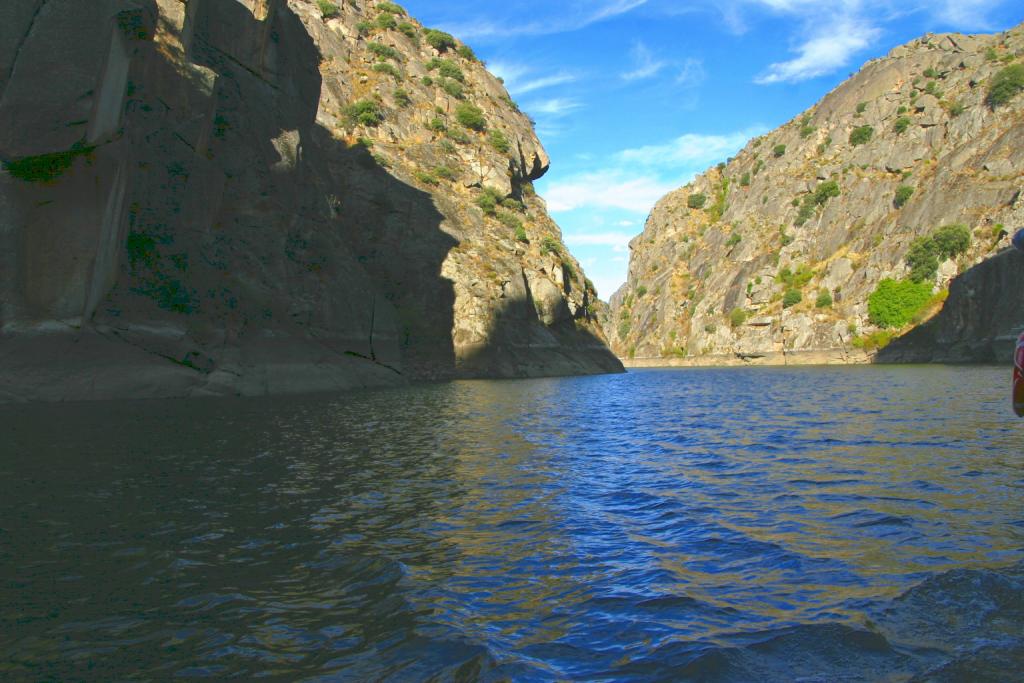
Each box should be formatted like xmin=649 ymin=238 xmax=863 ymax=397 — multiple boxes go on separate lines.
xmin=400 ymin=0 xmax=1023 ymax=300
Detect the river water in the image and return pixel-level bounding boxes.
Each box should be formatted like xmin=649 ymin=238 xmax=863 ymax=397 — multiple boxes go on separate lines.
xmin=2 ymin=366 xmax=1022 ymax=681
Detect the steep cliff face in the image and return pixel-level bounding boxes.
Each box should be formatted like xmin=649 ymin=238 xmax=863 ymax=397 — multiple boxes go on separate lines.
xmin=608 ymin=25 xmax=1024 ymax=365
xmin=0 ymin=0 xmax=621 ymax=401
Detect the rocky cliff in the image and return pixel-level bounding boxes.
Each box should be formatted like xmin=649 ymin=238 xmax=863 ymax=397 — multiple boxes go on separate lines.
xmin=0 ymin=0 xmax=621 ymax=401
xmin=608 ymin=25 xmax=1024 ymax=366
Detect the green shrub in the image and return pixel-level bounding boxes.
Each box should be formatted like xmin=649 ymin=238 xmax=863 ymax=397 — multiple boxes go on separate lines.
xmin=3 ymin=140 xmax=95 ymax=183
xmin=414 ymin=170 xmax=438 ymax=186
xmin=355 ymin=20 xmax=373 ymax=34
xmin=317 ymin=0 xmax=340 ymax=19
xmin=433 ymin=165 xmax=458 ymax=181
xmin=440 ymin=78 xmax=463 ymax=99
xmin=778 ymin=264 xmax=815 ymax=289
xmin=397 ymin=22 xmax=416 ymax=38
xmin=730 ymin=308 xmax=748 ymax=328
xmin=515 ymin=226 xmax=529 ymax=243
xmin=856 ymin=101 xmax=868 ymax=114
xmin=923 ymin=67 xmax=938 ymax=78
xmin=372 ymin=62 xmax=401 ymax=79
xmin=773 ymin=144 xmax=787 ymax=158
xmin=849 ymin=125 xmax=874 ymax=146
xmin=496 ymin=210 xmax=523 ymax=232
xmin=932 ymin=223 xmax=971 ymax=260
xmin=687 ymin=193 xmax=707 ymax=209
xmin=488 ymin=129 xmax=510 ymax=153
xmin=740 ymin=172 xmax=751 ymax=187
xmin=540 ymin=236 xmax=560 ymax=256
xmin=799 ymin=114 xmax=816 ymax=138
xmin=476 ymin=186 xmax=503 ymax=216
xmin=427 ymin=58 xmax=464 ymax=82
xmin=636 ymin=285 xmax=648 ymax=298
xmin=813 ymin=180 xmax=840 ymax=204
xmin=375 ymin=13 xmax=397 ymax=30
xmin=455 ymin=102 xmax=486 ymax=131
xmin=424 ymin=29 xmax=456 ymax=51
xmin=368 ymin=42 xmax=401 ymax=61
xmin=868 ymin=278 xmax=934 ymax=328
xmin=726 ymin=232 xmax=742 ymax=248
xmin=894 ymin=185 xmax=914 ymax=208
xmin=987 ymin=64 xmax=1024 ymax=108
xmin=894 ymin=116 xmax=912 ymax=134
xmin=446 ymin=128 xmax=470 ymax=144
xmin=457 ymin=45 xmax=477 ymax=62
xmin=345 ymin=99 xmax=384 ymax=126
xmin=618 ymin=320 xmax=632 ymax=338
xmin=427 ymin=117 xmax=446 ymax=133
xmin=393 ymin=87 xmax=411 ymax=107
xmin=905 ymin=236 xmax=938 ymax=282
xmin=376 ymin=1 xmax=405 ymax=14
xmin=782 ymin=289 xmax=803 ymax=308
xmin=815 ymin=289 xmax=833 ymax=308
xmin=852 ymin=330 xmax=895 ymax=351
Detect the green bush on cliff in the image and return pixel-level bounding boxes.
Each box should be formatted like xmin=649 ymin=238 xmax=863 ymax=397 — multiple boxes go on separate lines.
xmin=515 ymin=226 xmax=529 ymax=243
xmin=730 ymin=308 xmax=748 ymax=328
xmin=375 ymin=13 xmax=397 ymax=30
xmin=440 ymin=78 xmax=464 ymax=99
xmin=636 ymin=285 xmax=648 ymax=298
xmin=868 ymin=278 xmax=934 ymax=328
xmin=455 ymin=102 xmax=486 ymax=131
xmin=540 ymin=236 xmax=561 ymax=256
xmin=368 ymin=42 xmax=401 ymax=61
xmin=317 ymin=0 xmax=341 ymax=19
xmin=687 ymin=193 xmax=707 ymax=209
xmin=476 ymin=187 xmax=503 ymax=216
xmin=782 ymin=289 xmax=803 ymax=308
xmin=424 ymin=29 xmax=456 ymax=52
xmin=3 ymin=140 xmax=96 ymax=183
xmin=894 ymin=116 xmax=911 ymax=134
xmin=497 ymin=210 xmax=522 ymax=232
xmin=905 ymin=224 xmax=971 ymax=282
xmin=376 ymin=1 xmax=405 ymax=14
xmin=773 ymin=144 xmax=787 ymax=158
xmin=489 ymin=129 xmax=511 ymax=153
xmin=372 ymin=62 xmax=401 ymax=80
xmin=427 ymin=58 xmax=464 ymax=82
xmin=849 ymin=125 xmax=874 ymax=146
xmin=987 ymin=64 xmax=1024 ymax=108
xmin=457 ymin=45 xmax=478 ymax=62
xmin=894 ymin=185 xmax=914 ymax=208
xmin=815 ymin=289 xmax=833 ymax=308
xmin=345 ymin=100 xmax=384 ymax=126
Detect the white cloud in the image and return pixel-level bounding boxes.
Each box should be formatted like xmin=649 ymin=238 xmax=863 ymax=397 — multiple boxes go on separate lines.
xmin=622 ymin=42 xmax=668 ymax=81
xmin=490 ymin=62 xmax=577 ymax=96
xmin=618 ymin=127 xmax=768 ymax=168
xmin=525 ymin=98 xmax=584 ymax=117
xmin=755 ymin=17 xmax=880 ymax=84
xmin=935 ymin=0 xmax=1004 ymax=29
xmin=545 ymin=171 xmax=677 ymax=213
xmin=676 ymin=58 xmax=707 ymax=86
xmin=437 ymin=0 xmax=649 ymax=40
xmin=564 ymin=231 xmax=638 ymax=252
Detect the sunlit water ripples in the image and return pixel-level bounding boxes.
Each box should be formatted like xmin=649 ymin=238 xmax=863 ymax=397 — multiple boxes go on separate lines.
xmin=1 ymin=366 xmax=1022 ymax=680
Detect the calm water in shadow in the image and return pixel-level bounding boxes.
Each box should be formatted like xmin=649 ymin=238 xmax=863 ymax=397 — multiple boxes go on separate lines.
xmin=2 ymin=366 xmax=1022 ymax=681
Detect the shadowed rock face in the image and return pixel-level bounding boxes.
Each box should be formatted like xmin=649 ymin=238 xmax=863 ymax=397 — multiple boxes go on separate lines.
xmin=0 ymin=0 xmax=621 ymax=401
xmin=608 ymin=24 xmax=1024 ymax=365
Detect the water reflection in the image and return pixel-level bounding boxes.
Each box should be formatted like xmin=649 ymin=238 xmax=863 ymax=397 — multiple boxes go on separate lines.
xmin=1 ymin=366 xmax=1021 ymax=680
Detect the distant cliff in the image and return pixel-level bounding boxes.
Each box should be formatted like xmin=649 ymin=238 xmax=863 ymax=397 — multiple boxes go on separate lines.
xmin=0 ymin=0 xmax=621 ymax=401
xmin=608 ymin=25 xmax=1024 ymax=366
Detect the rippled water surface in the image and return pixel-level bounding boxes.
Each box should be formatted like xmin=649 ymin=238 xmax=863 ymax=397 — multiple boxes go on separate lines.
xmin=2 ymin=366 xmax=1023 ymax=681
